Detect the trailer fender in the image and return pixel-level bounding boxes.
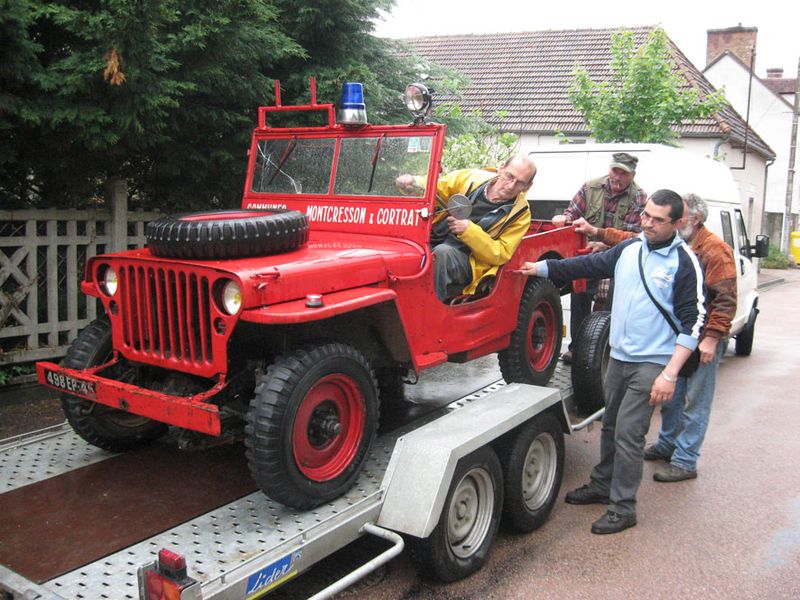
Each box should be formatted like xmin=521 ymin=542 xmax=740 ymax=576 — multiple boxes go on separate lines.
xmin=377 ymin=383 xmax=561 ymax=538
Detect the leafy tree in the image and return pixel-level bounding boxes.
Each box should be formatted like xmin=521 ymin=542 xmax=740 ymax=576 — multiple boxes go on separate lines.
xmin=569 ymin=28 xmax=725 ymax=144
xmin=440 ymin=110 xmax=519 ymax=172
xmin=0 ymin=0 xmax=447 ymax=211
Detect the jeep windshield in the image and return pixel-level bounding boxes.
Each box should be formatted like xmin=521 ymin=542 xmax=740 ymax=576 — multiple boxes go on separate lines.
xmin=250 ymin=134 xmax=434 ymax=197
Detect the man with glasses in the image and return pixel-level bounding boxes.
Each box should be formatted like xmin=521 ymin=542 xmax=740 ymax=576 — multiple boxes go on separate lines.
xmin=516 ymin=189 xmax=705 ymax=534
xmin=397 ymin=155 xmax=535 ymax=302
xmin=573 ymin=193 xmax=736 ymax=482
xmin=552 ymin=152 xmax=647 ymax=363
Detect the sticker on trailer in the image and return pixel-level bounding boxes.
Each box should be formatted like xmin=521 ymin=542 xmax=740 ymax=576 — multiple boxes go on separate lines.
xmin=245 ymin=550 xmax=302 ymax=598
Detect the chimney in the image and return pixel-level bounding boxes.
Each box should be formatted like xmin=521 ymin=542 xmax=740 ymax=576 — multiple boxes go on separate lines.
xmin=706 ymin=25 xmax=757 ymax=68
xmin=766 ymin=68 xmax=784 ymax=79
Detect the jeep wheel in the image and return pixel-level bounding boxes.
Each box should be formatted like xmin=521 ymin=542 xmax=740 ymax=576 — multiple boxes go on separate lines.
xmin=571 ymin=310 xmax=611 ymax=415
xmin=499 ymin=278 xmax=562 ymax=386
xmin=409 ymin=446 xmax=503 ymax=582
xmin=61 ymin=318 xmax=167 ymax=452
xmin=735 ymin=307 xmax=757 ymax=356
xmin=245 ymin=342 xmax=379 ymax=510
xmin=499 ymin=413 xmax=564 ymax=533
xmin=145 ymin=209 xmax=309 ymax=260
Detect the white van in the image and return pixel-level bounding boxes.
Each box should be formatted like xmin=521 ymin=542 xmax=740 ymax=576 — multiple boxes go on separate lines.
xmin=527 ymin=143 xmax=769 ymax=357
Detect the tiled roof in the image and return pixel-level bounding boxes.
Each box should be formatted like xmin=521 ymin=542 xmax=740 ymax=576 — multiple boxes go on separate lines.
xmin=399 ymin=27 xmax=774 ymax=159
xmin=762 ymin=77 xmax=798 ymax=97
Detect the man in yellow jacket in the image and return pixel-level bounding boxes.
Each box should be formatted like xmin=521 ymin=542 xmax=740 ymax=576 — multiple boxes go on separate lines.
xmin=398 ymin=155 xmax=535 ymax=301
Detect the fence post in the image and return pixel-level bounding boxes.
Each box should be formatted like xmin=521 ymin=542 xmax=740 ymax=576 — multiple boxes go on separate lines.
xmin=108 ymin=178 xmax=128 ymax=252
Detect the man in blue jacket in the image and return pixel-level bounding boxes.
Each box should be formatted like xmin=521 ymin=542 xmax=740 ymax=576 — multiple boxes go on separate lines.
xmin=517 ymin=189 xmax=705 ymax=534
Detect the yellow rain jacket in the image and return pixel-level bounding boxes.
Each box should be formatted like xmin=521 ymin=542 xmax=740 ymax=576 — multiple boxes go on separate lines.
xmin=433 ymin=168 xmax=531 ymax=295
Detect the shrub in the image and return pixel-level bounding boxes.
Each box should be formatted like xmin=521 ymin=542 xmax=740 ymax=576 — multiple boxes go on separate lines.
xmin=761 ymin=245 xmax=791 ymax=269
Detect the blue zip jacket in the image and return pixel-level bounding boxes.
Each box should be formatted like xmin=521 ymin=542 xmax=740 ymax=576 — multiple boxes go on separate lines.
xmin=537 ymin=233 xmax=705 ymax=366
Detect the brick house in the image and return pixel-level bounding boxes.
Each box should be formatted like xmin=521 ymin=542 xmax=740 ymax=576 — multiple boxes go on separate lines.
xmin=400 ymin=26 xmax=775 ymax=237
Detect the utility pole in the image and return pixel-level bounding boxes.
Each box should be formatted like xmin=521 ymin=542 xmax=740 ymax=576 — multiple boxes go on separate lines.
xmin=782 ymin=58 xmax=800 ymax=254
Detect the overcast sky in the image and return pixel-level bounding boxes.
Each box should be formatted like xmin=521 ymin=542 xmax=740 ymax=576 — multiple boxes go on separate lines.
xmin=373 ymin=0 xmax=800 ymax=80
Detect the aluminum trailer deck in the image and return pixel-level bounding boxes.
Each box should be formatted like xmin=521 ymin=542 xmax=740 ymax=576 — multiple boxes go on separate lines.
xmin=1 ymin=365 xmax=593 ymax=600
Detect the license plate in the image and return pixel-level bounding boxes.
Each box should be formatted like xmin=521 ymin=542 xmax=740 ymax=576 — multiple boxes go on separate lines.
xmin=44 ymin=369 xmax=97 ymax=398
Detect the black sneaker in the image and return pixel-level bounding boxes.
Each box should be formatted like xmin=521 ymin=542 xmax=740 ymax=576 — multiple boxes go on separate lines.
xmin=653 ymin=464 xmax=698 ymax=482
xmin=643 ymin=444 xmax=671 ymax=462
xmin=561 ymin=350 xmax=573 ymax=364
xmin=591 ymin=510 xmax=637 ymax=534
xmin=564 ymin=484 xmax=610 ymax=505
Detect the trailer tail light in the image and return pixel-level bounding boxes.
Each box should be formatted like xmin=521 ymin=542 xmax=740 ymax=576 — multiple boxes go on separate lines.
xmin=139 ymin=548 xmax=200 ymax=600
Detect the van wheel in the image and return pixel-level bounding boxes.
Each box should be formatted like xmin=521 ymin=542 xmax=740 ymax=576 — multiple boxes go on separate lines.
xmin=61 ymin=318 xmax=167 ymax=452
xmin=499 ymin=413 xmax=564 ymax=533
xmin=499 ymin=278 xmax=563 ymax=386
xmin=146 ymin=209 xmax=309 ymax=259
xmin=409 ymin=446 xmax=503 ymax=582
xmin=245 ymin=342 xmax=379 ymax=510
xmin=735 ymin=307 xmax=757 ymax=356
xmin=571 ymin=311 xmax=611 ymax=415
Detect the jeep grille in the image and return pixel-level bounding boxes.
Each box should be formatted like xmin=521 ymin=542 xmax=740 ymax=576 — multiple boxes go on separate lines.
xmin=118 ymin=265 xmax=214 ymax=368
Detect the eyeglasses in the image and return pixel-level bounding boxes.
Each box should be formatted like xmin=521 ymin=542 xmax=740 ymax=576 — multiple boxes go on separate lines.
xmin=498 ymin=170 xmax=531 ymax=188
xmin=640 ymin=209 xmax=676 ymax=225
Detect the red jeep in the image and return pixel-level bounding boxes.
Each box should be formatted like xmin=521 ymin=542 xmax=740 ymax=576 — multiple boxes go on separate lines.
xmin=37 ymin=81 xmax=585 ymax=509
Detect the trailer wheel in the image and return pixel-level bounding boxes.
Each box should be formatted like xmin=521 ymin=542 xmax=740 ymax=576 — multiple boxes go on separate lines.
xmin=499 ymin=413 xmax=564 ymax=533
xmin=145 ymin=209 xmax=309 ymax=260
xmin=409 ymin=446 xmax=503 ymax=582
xmin=571 ymin=310 xmax=611 ymax=415
xmin=61 ymin=318 xmax=167 ymax=452
xmin=246 ymin=342 xmax=379 ymax=510
xmin=735 ymin=307 xmax=757 ymax=356
xmin=499 ymin=278 xmax=563 ymax=386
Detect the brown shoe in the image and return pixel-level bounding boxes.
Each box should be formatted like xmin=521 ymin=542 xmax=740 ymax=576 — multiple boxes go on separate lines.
xmin=653 ymin=464 xmax=698 ymax=482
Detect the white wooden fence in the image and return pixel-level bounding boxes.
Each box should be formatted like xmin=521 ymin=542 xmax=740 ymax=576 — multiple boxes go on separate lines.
xmin=0 ymin=183 xmax=161 ymax=365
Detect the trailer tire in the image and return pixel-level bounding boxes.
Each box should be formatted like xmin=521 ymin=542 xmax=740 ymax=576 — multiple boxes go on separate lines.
xmin=499 ymin=413 xmax=564 ymax=533
xmin=571 ymin=310 xmax=611 ymax=415
xmin=145 ymin=209 xmax=309 ymax=259
xmin=499 ymin=278 xmax=563 ymax=386
xmin=246 ymin=342 xmax=379 ymax=510
xmin=61 ymin=318 xmax=167 ymax=452
xmin=734 ymin=307 xmax=757 ymax=356
xmin=409 ymin=446 xmax=503 ymax=582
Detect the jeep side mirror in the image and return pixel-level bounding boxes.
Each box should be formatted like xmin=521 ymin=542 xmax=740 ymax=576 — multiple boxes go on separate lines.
xmin=752 ymin=234 xmax=769 ymax=259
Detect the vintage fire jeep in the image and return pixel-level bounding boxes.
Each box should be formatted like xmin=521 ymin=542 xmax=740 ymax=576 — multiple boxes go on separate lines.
xmin=37 ymin=81 xmax=585 ymax=509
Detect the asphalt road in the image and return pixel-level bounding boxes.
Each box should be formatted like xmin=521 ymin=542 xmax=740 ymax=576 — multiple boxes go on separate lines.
xmin=276 ymin=269 xmax=800 ymax=600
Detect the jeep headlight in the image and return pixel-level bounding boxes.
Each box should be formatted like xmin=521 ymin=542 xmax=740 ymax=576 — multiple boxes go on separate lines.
xmin=100 ymin=265 xmax=118 ymax=296
xmin=221 ymin=280 xmax=242 ymax=315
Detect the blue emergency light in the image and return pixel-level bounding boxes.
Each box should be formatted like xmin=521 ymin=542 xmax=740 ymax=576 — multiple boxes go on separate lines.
xmin=337 ymin=82 xmax=368 ymax=126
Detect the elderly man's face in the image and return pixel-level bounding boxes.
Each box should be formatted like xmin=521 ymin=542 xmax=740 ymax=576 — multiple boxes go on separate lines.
xmin=608 ymin=167 xmax=635 ymax=195
xmin=493 ymin=160 xmax=535 ymax=200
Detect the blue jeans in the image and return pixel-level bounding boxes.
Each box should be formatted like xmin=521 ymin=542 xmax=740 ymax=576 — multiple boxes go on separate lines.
xmin=652 ymin=341 xmax=724 ymax=471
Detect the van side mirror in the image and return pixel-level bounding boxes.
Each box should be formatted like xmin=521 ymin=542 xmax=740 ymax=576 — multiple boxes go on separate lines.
xmin=752 ymin=234 xmax=769 ymax=259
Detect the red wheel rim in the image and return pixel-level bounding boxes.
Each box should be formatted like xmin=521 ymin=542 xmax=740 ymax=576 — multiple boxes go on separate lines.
xmin=525 ymin=301 xmax=557 ymax=371
xmin=292 ymin=374 xmax=366 ymax=481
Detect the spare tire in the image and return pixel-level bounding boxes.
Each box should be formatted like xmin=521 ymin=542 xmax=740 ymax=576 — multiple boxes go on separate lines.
xmin=146 ymin=209 xmax=309 ymax=259
xmin=571 ymin=310 xmax=611 ymax=415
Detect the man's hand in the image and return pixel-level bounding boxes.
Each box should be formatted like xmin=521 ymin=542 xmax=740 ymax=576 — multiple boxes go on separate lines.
xmin=649 ymin=372 xmax=676 ymax=406
xmin=587 ymin=241 xmax=609 ymax=253
xmin=698 ymin=336 xmax=719 ymax=364
xmin=447 ymin=216 xmax=469 ymax=235
xmin=552 ymin=214 xmax=568 ymax=228
xmin=515 ymin=262 xmax=539 ymax=276
xmin=572 ymin=217 xmax=598 ymax=238
xmin=395 ymin=174 xmax=419 ymax=193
